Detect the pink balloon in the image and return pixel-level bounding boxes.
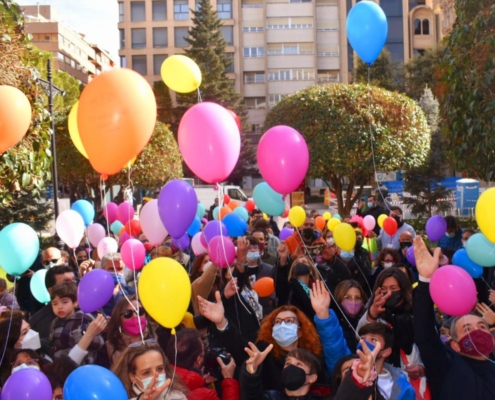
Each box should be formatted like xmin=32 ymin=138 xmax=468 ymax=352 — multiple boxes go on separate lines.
xmin=208 ymin=236 xmax=236 ymax=268
xmin=200 ymin=233 xmax=208 ymax=248
xmin=363 ymin=215 xmax=376 ymax=231
xmin=140 ymin=200 xmax=168 ymax=246
xmin=87 ymin=223 xmax=106 ymax=247
xmin=430 ymin=265 xmax=477 ymax=316
xmin=178 ymin=102 xmax=240 ymax=183
xmin=103 ymin=202 xmax=118 ymax=223
xmin=192 ymin=232 xmax=207 ymax=256
xmin=120 ymin=231 xmax=131 ymax=246
xmin=257 ymin=125 xmax=309 ymax=195
xmin=121 ymin=239 xmax=146 ymax=271
xmin=117 ymin=202 xmax=135 ymax=225
xmin=56 ymin=210 xmax=85 ymax=249
xmin=97 ymin=237 xmax=118 ymax=257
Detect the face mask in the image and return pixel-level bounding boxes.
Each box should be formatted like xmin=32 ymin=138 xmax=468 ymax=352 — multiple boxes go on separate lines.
xmin=280 ymin=364 xmax=309 ymax=391
xmin=327 ymin=237 xmax=335 ymax=245
xmin=457 ymin=329 xmax=495 ymax=357
xmin=12 ymin=363 xmax=40 ymax=374
xmin=302 ymin=228 xmax=314 ymax=240
xmin=462 ymin=240 xmax=466 ymax=247
xmin=367 ymin=202 xmax=374 ymax=208
xmin=445 ymin=232 xmax=455 ymax=238
xmin=340 ymin=251 xmax=354 ymax=261
xmin=272 ymin=322 xmax=299 ymax=347
xmin=393 ymin=215 xmax=404 ymax=228
xmin=385 ymin=291 xmax=402 ymax=309
xmin=134 ymin=373 xmax=166 ymax=392
xmin=341 ymin=300 xmax=363 ymax=316
xmin=111 ymin=273 xmax=125 ymax=286
xmin=21 ymin=329 xmax=41 ymax=350
xmin=122 ymin=316 xmax=147 ymax=337
xmin=143 ymin=243 xmax=153 ymax=252
xmin=382 ymin=262 xmax=394 ymax=269
xmin=246 ymin=252 xmax=260 ymax=262
xmin=399 ymin=241 xmax=412 ymax=250
xmin=357 ymin=340 xmax=376 ymax=353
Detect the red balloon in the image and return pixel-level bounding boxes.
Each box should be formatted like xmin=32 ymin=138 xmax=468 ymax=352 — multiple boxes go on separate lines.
xmin=124 ymin=220 xmax=142 ymax=237
xmin=246 ymin=199 xmax=255 ymax=212
xmin=282 ymin=206 xmax=289 ymax=218
xmin=383 ymin=217 xmax=398 ymax=236
xmin=223 ymin=194 xmax=231 ymax=205
xmin=253 ymin=277 xmax=275 ymax=297
xmin=227 ymin=109 xmax=242 ymax=131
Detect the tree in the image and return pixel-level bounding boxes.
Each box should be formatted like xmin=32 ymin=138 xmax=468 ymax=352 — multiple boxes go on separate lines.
xmin=441 ymin=0 xmax=495 ymax=181
xmin=403 ymin=87 xmax=452 ymax=217
xmin=354 ymin=49 xmax=401 ymax=91
xmin=403 ymin=46 xmax=443 ymax=100
xmin=0 ymin=190 xmax=53 ymax=230
xmin=153 ymin=81 xmax=176 ymax=130
xmin=264 ymin=84 xmax=431 ymax=215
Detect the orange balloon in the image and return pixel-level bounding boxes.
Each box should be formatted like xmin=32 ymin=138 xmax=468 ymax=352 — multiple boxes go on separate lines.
xmin=228 ymin=200 xmax=240 ymax=210
xmin=78 ymin=69 xmax=157 ymax=175
xmin=253 ymin=277 xmax=275 ymax=298
xmin=0 ymin=85 xmax=32 ymax=153
xmin=219 ymin=206 xmax=232 ymax=220
xmin=315 ymin=216 xmax=326 ymax=230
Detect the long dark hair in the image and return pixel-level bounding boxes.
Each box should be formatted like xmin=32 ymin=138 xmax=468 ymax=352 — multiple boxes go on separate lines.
xmin=369 ymin=268 xmax=413 ymax=313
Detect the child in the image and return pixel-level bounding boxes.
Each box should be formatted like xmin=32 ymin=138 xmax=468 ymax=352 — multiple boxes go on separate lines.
xmin=0 ymin=278 xmax=19 ymax=310
xmin=49 ymin=281 xmax=106 ymax=365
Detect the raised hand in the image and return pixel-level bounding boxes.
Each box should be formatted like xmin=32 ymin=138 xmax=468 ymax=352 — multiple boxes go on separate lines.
xmin=198 ymin=291 xmax=226 ymax=328
xmin=368 ymin=288 xmax=392 ymax=321
xmin=237 ymin=236 xmax=249 ymax=264
xmin=224 ymin=278 xmax=239 ymax=300
xmin=244 ymin=342 xmax=273 ymax=375
xmin=475 ymin=303 xmax=495 ymax=326
xmin=413 ymin=236 xmax=441 ymax=279
xmin=310 ymin=280 xmax=331 ymax=319
xmin=356 ymin=339 xmax=382 ymax=382
xmin=79 ymin=259 xmax=95 ymax=278
xmin=86 ymin=314 xmax=107 ymax=337
xmin=141 ymin=372 xmax=171 ymax=400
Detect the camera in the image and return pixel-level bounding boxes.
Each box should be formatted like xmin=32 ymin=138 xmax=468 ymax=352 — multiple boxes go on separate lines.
xmin=203 ymin=347 xmax=231 ymax=379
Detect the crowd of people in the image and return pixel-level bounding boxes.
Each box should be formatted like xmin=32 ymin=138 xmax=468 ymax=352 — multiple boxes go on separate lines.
xmin=0 ymin=196 xmax=494 ymax=400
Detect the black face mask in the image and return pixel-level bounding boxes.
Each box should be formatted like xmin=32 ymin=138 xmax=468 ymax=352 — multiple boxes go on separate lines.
xmin=280 ymin=364 xmax=309 ymax=391
xmin=385 ymin=291 xmax=403 ymax=309
xmin=302 ymin=228 xmax=314 ymax=240
xmin=399 ymin=241 xmax=412 ymax=250
xmin=393 ymin=215 xmax=404 ymax=228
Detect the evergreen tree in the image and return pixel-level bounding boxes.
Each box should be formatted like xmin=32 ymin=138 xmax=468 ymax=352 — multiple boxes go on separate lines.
xmin=403 ymin=87 xmax=452 ymax=217
xmin=153 ymin=81 xmax=177 ymax=131
xmin=354 ymin=49 xmax=402 ymax=91
xmin=403 ymin=46 xmax=443 ymax=100
xmin=0 ymin=190 xmax=53 ymax=231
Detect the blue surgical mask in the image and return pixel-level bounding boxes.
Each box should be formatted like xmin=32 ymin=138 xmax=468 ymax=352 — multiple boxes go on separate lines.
xmin=246 ymin=252 xmax=260 ymax=262
xmin=367 ymin=202 xmax=374 ymax=208
xmin=272 ymin=322 xmax=299 ymax=347
xmin=134 ymin=373 xmax=166 ymax=391
xmin=12 ymin=363 xmax=39 ymax=374
xmin=340 ymin=250 xmax=354 ymax=261
xmin=445 ymin=232 xmax=455 ymax=239
xmin=357 ymin=340 xmax=376 ymax=353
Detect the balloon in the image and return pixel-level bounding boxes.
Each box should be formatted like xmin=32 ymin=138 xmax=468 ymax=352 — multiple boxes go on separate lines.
xmin=282 ymin=206 xmax=289 ymax=218
xmin=0 ymin=85 xmax=32 ymax=154
xmin=218 ymin=206 xmax=232 ymax=220
xmin=77 ymin=269 xmax=115 ymax=313
xmin=289 ymin=206 xmax=307 ymax=229
xmin=383 ymin=217 xmax=398 ymax=236
xmin=197 ymin=203 xmax=206 ymax=218
xmin=315 ymin=216 xmax=326 ymax=230
xmin=121 ymin=239 xmax=146 ymax=271
xmin=173 ymin=234 xmax=191 ymax=250
xmin=453 ymin=248 xmax=483 ymax=279
xmin=377 ymin=214 xmax=387 ymax=228
xmin=56 ymin=210 xmax=85 ymax=249
xmin=64 ymin=365 xmax=127 ymax=400
xmin=117 ymin=202 xmax=135 ymax=224
xmin=430 ymin=265 xmax=477 ymax=316
xmin=327 ymin=218 xmax=341 ymax=232
xmin=323 ymin=211 xmax=332 ymax=221
xmin=161 ymin=54 xmax=202 ymax=93
xmin=97 ymin=237 xmax=118 ymax=257
xmin=223 ymin=194 xmax=231 ymax=205
xmin=346 ymin=1 xmax=388 ymax=65
xmin=466 ymin=233 xmax=495 ymax=267
xmin=363 ymin=215 xmax=376 ymax=231
xmin=78 ymin=69 xmax=157 ymax=175
xmin=476 ymin=187 xmax=495 ymax=243
xmin=257 ymin=125 xmax=309 ymax=195
xmin=2 ymin=368 xmax=52 ymax=400
xmin=223 ymin=213 xmax=248 ymax=237
xmin=203 ymin=220 xmax=228 ymax=244
xmin=253 ymin=277 xmax=275 ymax=298
xmin=124 ymin=220 xmax=142 ymax=236
xmin=0 ymin=223 xmax=39 ymax=276
xmin=187 ymin=216 xmax=202 ymax=237
xmin=140 ymin=200 xmax=168 ymax=246
xmin=200 ymin=232 xmax=208 ymax=248
xmin=233 ymin=206 xmax=249 ymax=222
xmin=253 ymin=182 xmax=285 ymax=217
xmin=213 ymin=206 xmax=220 ymax=220
xmin=68 ymin=101 xmax=88 ymax=158
xmin=333 ymin=214 xmax=342 ymax=220
xmin=192 ymin=232 xmax=208 ymax=255
xmin=227 ymin=109 xmax=242 ymax=130
xmin=228 ymin=200 xmax=240 ymax=210
xmin=30 ymin=269 xmax=50 ymax=304
xmin=87 ymin=223 xmax=105 ymax=247
xmin=208 ymin=236 xmax=236 ymax=268
xmin=425 ymin=215 xmax=447 ymax=242
xmin=110 ymin=220 xmax=124 ymax=236
xmin=406 ymin=246 xmax=416 ymax=266
xmin=139 ymin=257 xmax=191 ymax=330
xmin=280 ymin=227 xmax=294 ymax=241
xmin=263 ymin=213 xmax=269 ymax=220
xmin=179 ymin=102 xmax=240 ymax=183
xmin=103 ymin=202 xmax=118 ymax=223
xmin=120 ymin=231 xmax=131 ymax=246
xmin=334 ymin=223 xmax=356 ymax=252
xmin=245 ymin=199 xmax=255 ymax=212
xmin=201 ymin=218 xmax=208 ymax=225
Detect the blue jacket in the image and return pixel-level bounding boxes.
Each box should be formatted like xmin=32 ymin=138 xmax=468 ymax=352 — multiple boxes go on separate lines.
xmin=314 ymin=309 xmax=351 ymax=377
xmin=382 ymin=363 xmax=416 ymax=400
xmin=437 ymin=228 xmax=463 ymax=252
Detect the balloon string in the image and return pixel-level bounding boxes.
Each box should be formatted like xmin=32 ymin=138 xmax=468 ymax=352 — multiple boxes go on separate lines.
xmin=463 ymin=315 xmax=495 ymax=365
xmin=130 ymin=242 xmax=145 ymax=343
xmin=164 ymin=332 xmax=178 ymax=398
xmin=0 ymin=279 xmax=16 ymax=368
xmin=100 ymin=177 xmax=111 ymax=238
xmin=197 ymin=88 xmax=202 ymax=103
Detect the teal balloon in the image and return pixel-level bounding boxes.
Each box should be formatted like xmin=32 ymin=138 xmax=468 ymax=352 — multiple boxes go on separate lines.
xmin=0 ymin=223 xmax=39 ymax=276
xmin=213 ymin=206 xmax=220 ymax=220
xmin=466 ymin=233 xmax=495 ymax=267
xmin=197 ymin=203 xmax=206 ymax=218
xmin=71 ymin=199 xmax=95 ymax=226
xmin=333 ymin=214 xmax=342 ymax=220
xmin=233 ymin=206 xmax=249 ymax=222
xmin=110 ymin=221 xmax=124 ymax=235
xmin=452 ymin=248 xmax=483 ymax=278
xmin=30 ymin=269 xmax=50 ymax=304
xmin=253 ymin=182 xmax=285 ymax=217
xmin=187 ymin=216 xmax=201 ymax=236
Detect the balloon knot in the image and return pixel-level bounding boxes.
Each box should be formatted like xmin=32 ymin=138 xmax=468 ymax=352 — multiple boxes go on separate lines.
xmin=214 ymin=184 xmax=219 ymax=191
xmin=171 ymin=328 xmax=176 ymax=335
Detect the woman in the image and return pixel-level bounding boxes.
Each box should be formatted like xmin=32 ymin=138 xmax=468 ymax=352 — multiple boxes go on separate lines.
xmin=70 ymin=246 xmax=89 ymax=274
xmin=9 ymin=348 xmax=42 ymax=374
xmin=151 ymin=246 xmax=173 ymax=260
xmin=190 ymin=254 xmax=219 ymax=315
xmin=275 ymin=254 xmax=314 ymax=307
xmin=395 ymin=263 xmax=415 ymax=286
xmin=164 ymin=237 xmax=190 ymax=268
xmin=112 ymin=342 xmax=188 ymax=400
xmin=287 ymin=261 xmax=319 ymax=321
xmin=370 ymin=249 xmax=401 ymax=288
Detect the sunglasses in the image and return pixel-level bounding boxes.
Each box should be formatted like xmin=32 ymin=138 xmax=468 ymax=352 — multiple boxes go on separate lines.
xmin=121 ymin=307 xmax=146 ymax=319
xmin=129 ymin=338 xmax=156 ymax=348
xmin=42 ymin=258 xmax=60 ymax=266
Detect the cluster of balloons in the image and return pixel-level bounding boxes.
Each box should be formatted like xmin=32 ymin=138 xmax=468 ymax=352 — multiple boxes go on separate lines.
xmin=0 ymin=85 xmax=32 ymax=154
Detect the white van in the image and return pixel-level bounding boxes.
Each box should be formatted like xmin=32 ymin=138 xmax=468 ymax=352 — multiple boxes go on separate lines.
xmin=194 ymin=185 xmax=249 ymax=209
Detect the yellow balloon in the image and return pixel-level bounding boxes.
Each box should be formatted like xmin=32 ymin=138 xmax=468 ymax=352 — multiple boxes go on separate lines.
xmin=138 ymin=257 xmax=191 ymax=332
xmin=68 ymin=101 xmax=88 ymax=158
xmin=289 ymin=206 xmax=306 ymax=228
xmin=323 ymin=211 xmax=332 ymax=221
xmin=476 ymin=188 xmax=495 ymax=243
xmin=327 ymin=218 xmax=341 ymax=232
xmin=377 ymin=214 xmax=388 ymax=229
xmin=161 ymin=55 xmax=202 ymax=94
xmin=263 ymin=213 xmax=269 ymax=220
xmin=334 ymin=223 xmax=356 ymax=251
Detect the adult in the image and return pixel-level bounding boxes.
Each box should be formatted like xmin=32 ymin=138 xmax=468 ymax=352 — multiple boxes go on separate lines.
xmin=253 ymin=218 xmax=280 ymax=258
xmin=287 ymin=262 xmax=319 ymax=321
xmin=190 ymin=254 xmax=218 ymax=316
xmin=249 ymin=209 xmax=264 ymax=232
xmin=376 ymin=207 xmax=416 ymax=252
xmin=462 ymin=228 xmax=475 ymax=247
xmin=69 ymin=246 xmax=88 ymax=275
xmin=357 ymin=196 xmax=387 ymax=236
xmin=437 ymin=215 xmax=463 ymax=253
xmin=370 ymin=249 xmax=401 ymax=289
xmin=346 ymin=229 xmax=373 ymax=298
xmin=251 ymin=229 xmax=277 ymax=266
xmin=285 ymin=217 xmax=326 ymax=256
xmin=164 ymin=236 xmax=190 ymax=269
xmin=42 ymin=247 xmax=65 ymax=269
xmin=316 ymin=242 xmax=351 ymax=294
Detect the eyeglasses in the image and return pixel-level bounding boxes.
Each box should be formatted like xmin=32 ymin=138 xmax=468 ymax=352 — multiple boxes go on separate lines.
xmin=343 ymin=295 xmax=362 ymax=301
xmin=129 ymin=338 xmax=156 ymax=348
xmin=273 ymin=316 xmax=298 ymax=326
xmin=42 ymin=258 xmax=60 ymax=266
xmin=121 ymin=308 xmax=146 ymax=319
xmin=54 ymin=395 xmax=63 ymax=400
xmin=12 ymin=358 xmax=39 ymax=368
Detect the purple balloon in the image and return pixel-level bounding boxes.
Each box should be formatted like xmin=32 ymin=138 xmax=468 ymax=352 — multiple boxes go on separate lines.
xmin=158 ymin=179 xmax=198 ymax=239
xmin=425 ymin=215 xmax=447 ymax=242
xmin=203 ymin=220 xmax=228 ymax=244
xmin=2 ymin=368 xmax=52 ymax=400
xmin=280 ymin=227 xmax=294 ymax=241
xmin=77 ymin=269 xmax=115 ymax=313
xmin=173 ymin=233 xmax=191 ymax=250
xmin=406 ymin=246 xmax=416 ymax=266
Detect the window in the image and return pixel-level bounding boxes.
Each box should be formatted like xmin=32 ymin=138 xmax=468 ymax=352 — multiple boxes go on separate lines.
xmin=243 ymin=0 xmax=263 ymax=7
xmin=218 ymin=0 xmax=232 ymax=19
xmin=380 ymin=0 xmax=402 ymax=17
xmin=245 ymin=97 xmax=266 ymax=109
xmin=422 ymin=19 xmax=430 ymax=35
xmin=225 ymin=52 xmax=234 ymax=73
xmin=387 ymin=17 xmax=403 ymax=42
xmin=283 ymin=44 xmax=298 ymax=54
xmin=154 ymin=54 xmax=167 ymax=75
xmin=54 ymin=52 xmax=64 ymax=61
xmin=243 ymin=47 xmax=264 ymax=57
xmin=174 ymin=27 xmax=189 ymax=47
xmin=153 ymin=27 xmax=168 ymax=48
xmin=317 ymin=44 xmax=339 ymax=56
xmin=132 ymin=55 xmax=147 ymax=75
xmin=268 ymin=69 xmax=313 ymax=80
xmin=244 ymin=72 xmax=265 ymax=83
xmin=317 ymin=70 xmax=339 ymax=83
xmin=120 ymin=56 xmax=127 ymax=68
xmin=131 ymin=2 xmax=145 ymax=22
xmin=228 ymin=188 xmax=248 ymax=201
xmin=316 ymin=20 xmax=338 ymax=31
xmin=386 ymin=44 xmax=404 ymax=62
xmin=269 ymin=94 xmax=284 ymax=107
xmin=414 ymin=19 xmax=421 ymax=35
xmin=174 ymin=0 xmax=189 ymax=20
xmin=131 ymin=28 xmax=146 ymax=49
xmin=119 ymin=29 xmax=125 ymax=49
xmin=119 ymin=2 xmax=125 ymax=22
xmin=220 ymin=26 xmax=233 ymax=45
xmin=267 ymin=17 xmax=313 ymax=29
xmin=152 ymin=1 xmax=167 ymax=21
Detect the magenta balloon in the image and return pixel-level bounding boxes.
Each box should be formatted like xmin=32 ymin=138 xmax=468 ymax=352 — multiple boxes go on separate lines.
xmin=280 ymin=227 xmax=294 ymax=241
xmin=173 ymin=233 xmax=191 ymax=250
xmin=87 ymin=223 xmax=106 ymax=247
xmin=121 ymin=239 xmax=146 ymax=271
xmin=192 ymin=232 xmax=207 ymax=256
xmin=103 ymin=202 xmax=118 ymax=223
xmin=117 ymin=202 xmax=135 ymax=224
xmin=425 ymin=215 xmax=447 ymax=242
xmin=257 ymin=125 xmax=309 ymax=195
xmin=200 ymin=233 xmax=208 ymax=248
xmin=203 ymin=220 xmax=228 ymax=244
xmin=406 ymin=246 xmax=416 ymax=266
xmin=430 ymin=265 xmax=477 ymax=316
xmin=77 ymin=269 xmax=115 ymax=313
xmin=208 ymin=236 xmax=236 ymax=268
xmin=179 ymin=102 xmax=240 ymax=183
xmin=140 ymin=200 xmax=168 ymax=246
xmin=2 ymin=368 xmax=52 ymax=400
xmin=120 ymin=231 xmax=131 ymax=246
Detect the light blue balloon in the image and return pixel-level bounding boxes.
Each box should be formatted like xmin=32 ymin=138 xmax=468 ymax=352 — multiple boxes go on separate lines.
xmin=233 ymin=206 xmax=249 ymax=222
xmin=30 ymin=269 xmax=50 ymax=304
xmin=466 ymin=233 xmax=495 ymax=267
xmin=223 ymin=213 xmax=248 ymax=237
xmin=197 ymin=203 xmax=206 ymax=218
xmin=110 ymin=220 xmax=124 ymax=235
xmin=0 ymin=223 xmax=39 ymax=276
xmin=333 ymin=214 xmax=342 ymax=221
xmin=71 ymin=199 xmax=95 ymax=226
xmin=452 ymin=248 xmax=483 ymax=278
xmin=187 ymin=216 xmax=201 ymax=237
xmin=253 ymin=182 xmax=285 ymax=217
xmin=213 ymin=206 xmax=220 ymax=220
xmin=64 ymin=365 xmax=127 ymax=400
xmin=346 ymin=1 xmax=388 ymax=65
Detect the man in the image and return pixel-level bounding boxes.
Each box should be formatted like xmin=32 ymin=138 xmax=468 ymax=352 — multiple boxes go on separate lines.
xmin=413 ymin=236 xmax=495 ymax=399
xmin=253 ymin=218 xmax=280 ymax=257
xmin=376 ymin=207 xmax=416 ymax=252
xmin=357 ymin=195 xmax=387 ymax=236
xmin=398 ymin=231 xmax=417 ymax=280
xmin=285 ymin=216 xmax=326 ymax=256
xmin=316 ymin=241 xmax=351 ymax=293
xmin=42 ymin=247 xmax=65 ymax=268
xmin=251 ymin=229 xmax=277 ymax=266
xmin=438 ymin=216 xmax=463 ymax=253
xmin=208 ymin=197 xmax=219 ymax=221
xmin=249 ymin=209 xmax=263 ymax=232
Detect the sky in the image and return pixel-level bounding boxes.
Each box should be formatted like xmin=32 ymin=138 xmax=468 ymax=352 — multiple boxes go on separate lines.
xmin=20 ymin=0 xmax=119 ymax=60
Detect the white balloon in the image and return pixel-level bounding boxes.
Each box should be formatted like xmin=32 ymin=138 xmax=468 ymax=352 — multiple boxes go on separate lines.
xmin=97 ymin=237 xmax=118 ymax=257
xmin=140 ymin=200 xmax=168 ymax=246
xmin=56 ymin=210 xmax=85 ymax=249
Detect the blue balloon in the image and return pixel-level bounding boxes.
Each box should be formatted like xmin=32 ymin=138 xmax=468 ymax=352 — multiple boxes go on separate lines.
xmin=0 ymin=223 xmax=39 ymax=275
xmin=187 ymin=216 xmax=201 ymax=236
xmin=223 ymin=213 xmax=248 ymax=237
xmin=346 ymin=1 xmax=388 ymax=65
xmin=333 ymin=214 xmax=342 ymax=221
xmin=197 ymin=203 xmax=206 ymax=218
xmin=452 ymin=248 xmax=483 ymax=278
xmin=64 ymin=365 xmax=127 ymax=400
xmin=71 ymin=199 xmax=95 ymax=226
xmin=233 ymin=206 xmax=249 ymax=222
xmin=253 ymin=182 xmax=285 ymax=217
xmin=466 ymin=233 xmax=495 ymax=267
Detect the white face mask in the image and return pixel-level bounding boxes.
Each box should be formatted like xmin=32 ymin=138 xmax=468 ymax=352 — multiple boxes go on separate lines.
xmin=133 ymin=373 xmax=166 ymax=394
xmin=326 ymin=237 xmax=335 ymax=245
xmin=21 ymin=329 xmax=41 ymax=350
xmin=382 ymin=262 xmax=394 ymax=269
xmin=12 ymin=363 xmax=40 ymax=374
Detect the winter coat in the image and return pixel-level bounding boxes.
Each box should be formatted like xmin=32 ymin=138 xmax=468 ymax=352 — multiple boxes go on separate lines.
xmin=316 ymin=258 xmax=352 ymax=294
xmin=130 ymin=388 xmax=187 ymax=400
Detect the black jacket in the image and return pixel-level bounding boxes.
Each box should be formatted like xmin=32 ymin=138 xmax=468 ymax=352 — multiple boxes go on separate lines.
xmin=317 ymin=258 xmax=352 ymax=294
xmin=346 ymin=249 xmax=373 ymax=298
xmin=288 ymin=279 xmax=315 ymax=322
xmin=29 ymin=304 xmax=56 ymax=341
